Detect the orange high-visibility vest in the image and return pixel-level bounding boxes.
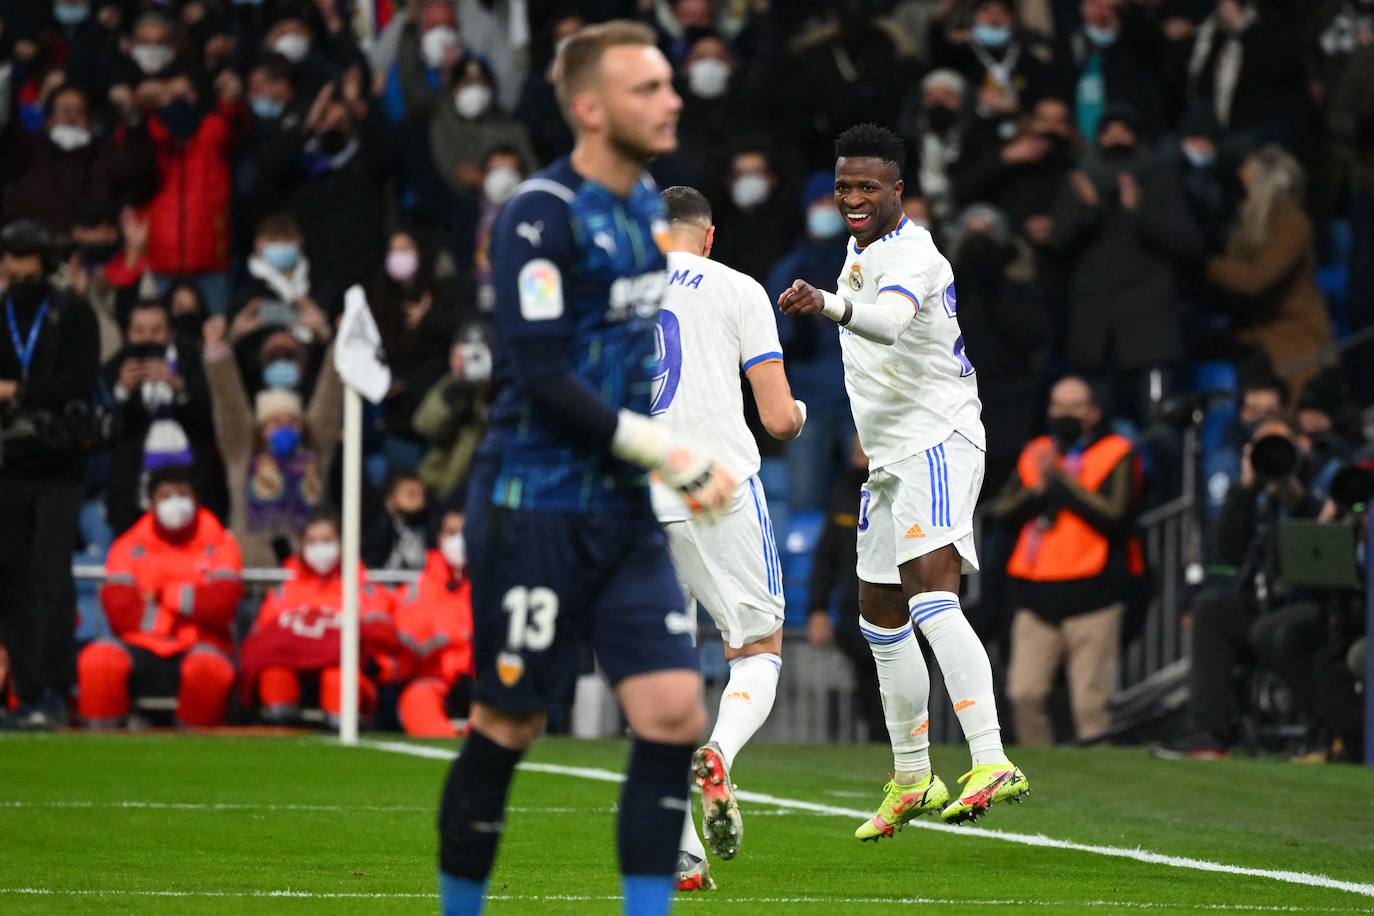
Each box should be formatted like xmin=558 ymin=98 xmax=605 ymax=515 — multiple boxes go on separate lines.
xmin=1007 ymin=433 xmax=1141 ymax=582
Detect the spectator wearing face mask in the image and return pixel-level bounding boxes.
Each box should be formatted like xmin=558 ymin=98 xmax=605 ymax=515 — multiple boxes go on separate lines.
xmin=429 ymin=55 xmax=534 ymax=198
xmin=674 ymin=33 xmax=756 ymax=188
xmin=33 ymin=0 xmax=124 ymax=104
xmin=64 ymin=201 xmax=131 ymax=363
xmin=202 ymin=316 xmax=343 ymax=568
xmin=472 ymin=146 xmax=527 ymax=313
xmin=238 ymin=512 xmax=399 ymax=728
xmin=230 ymin=212 xmax=332 ymax=351
xmin=138 ymin=69 xmax=247 ymax=316
xmin=1 ymin=82 xmax=158 ymax=233
xmin=514 ymin=12 xmax=583 ymax=165
xmin=261 ymin=11 xmax=366 ymax=102
xmin=711 ymin=145 xmax=795 ymax=284
xmin=929 ymin=0 xmax=1057 ymax=138
xmin=1051 ymin=104 xmax=1201 ymax=421
xmin=394 ymin=508 xmax=475 ymax=738
xmin=383 ymin=0 xmax=466 ymax=124
xmin=1066 ymin=0 xmax=1166 ymax=141
xmin=234 ymin=54 xmax=302 ymax=253
xmin=896 ymin=68 xmax=969 ymax=224
xmin=767 ymin=172 xmax=852 ymax=512
xmin=370 ymin=228 xmax=465 ymax=473
xmin=413 ymin=323 xmax=492 ymax=502
xmin=951 ymin=95 xmax=1078 ymax=250
xmin=1202 ymin=366 xmax=1288 ymax=526
xmin=75 ymin=465 xmax=243 ymax=727
xmin=364 ymin=471 xmax=432 ymax=573
xmin=991 ymin=376 xmax=1143 ymax=746
xmin=102 ymin=298 xmax=223 ymax=536
xmin=1183 ymin=0 xmax=1302 ymax=143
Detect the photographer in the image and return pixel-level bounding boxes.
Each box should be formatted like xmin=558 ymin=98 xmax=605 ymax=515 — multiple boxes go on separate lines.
xmin=0 ymin=220 xmax=101 ymax=728
xmin=1160 ymin=413 xmax=1341 ymax=759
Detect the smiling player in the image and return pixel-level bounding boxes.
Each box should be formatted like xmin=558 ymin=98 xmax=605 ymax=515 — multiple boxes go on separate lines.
xmin=778 ymin=123 xmax=1029 ymax=837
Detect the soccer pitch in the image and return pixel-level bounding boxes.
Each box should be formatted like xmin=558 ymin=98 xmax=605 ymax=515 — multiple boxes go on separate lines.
xmin=3 ymin=733 xmax=1373 ymax=914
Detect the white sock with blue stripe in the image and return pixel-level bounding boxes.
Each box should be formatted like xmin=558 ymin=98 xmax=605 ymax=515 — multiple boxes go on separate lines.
xmin=710 ymin=653 xmax=780 ymax=769
xmin=859 ymin=617 xmax=931 ymax=781
xmin=910 ymin=591 xmax=1007 ymax=767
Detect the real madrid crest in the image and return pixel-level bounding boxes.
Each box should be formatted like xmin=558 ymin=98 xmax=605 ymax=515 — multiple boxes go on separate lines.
xmin=497 ymin=651 xmax=525 ymax=687
xmin=848 ymin=262 xmax=863 ymax=291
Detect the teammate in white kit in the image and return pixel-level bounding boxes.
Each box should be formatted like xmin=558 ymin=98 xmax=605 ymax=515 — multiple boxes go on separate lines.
xmin=779 ymin=124 xmax=1030 ymax=837
xmin=651 ymin=187 xmax=806 ymax=890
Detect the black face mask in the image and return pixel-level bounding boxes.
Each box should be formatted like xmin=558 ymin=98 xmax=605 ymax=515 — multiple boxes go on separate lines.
xmin=925 ymin=104 xmax=958 ymax=133
xmin=319 ymin=128 xmax=350 ymax=156
xmin=6 ymin=275 xmax=47 ymax=310
xmin=1100 ymin=142 xmax=1134 ymax=161
xmin=77 ymin=241 xmax=120 ymax=267
xmin=958 ymin=234 xmax=1004 ymax=268
xmin=124 ymin=341 xmax=168 ymax=361
xmin=1048 ymin=415 xmax=1085 ymax=451
xmin=397 ymin=507 xmax=427 ymax=528
xmin=1038 ymin=132 xmax=1073 ymax=164
xmin=160 ymin=99 xmax=203 ymax=140
xmin=173 ymin=313 xmax=205 ymax=340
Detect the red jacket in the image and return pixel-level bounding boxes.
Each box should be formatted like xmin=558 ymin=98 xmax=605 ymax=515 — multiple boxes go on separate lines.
xmin=144 ymin=101 xmax=243 ymax=274
xmin=100 ymin=508 xmax=244 ymax=658
xmin=395 ymin=551 xmax=473 ymax=683
xmin=238 ymin=559 xmax=399 ymax=702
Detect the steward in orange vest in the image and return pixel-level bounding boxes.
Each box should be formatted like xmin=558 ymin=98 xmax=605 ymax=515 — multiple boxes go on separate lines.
xmin=77 ymin=465 xmax=244 ymax=727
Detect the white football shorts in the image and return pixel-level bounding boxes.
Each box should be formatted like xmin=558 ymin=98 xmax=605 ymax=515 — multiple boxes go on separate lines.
xmin=856 ymin=431 xmax=984 ymax=585
xmin=663 ymin=476 xmax=785 ymax=649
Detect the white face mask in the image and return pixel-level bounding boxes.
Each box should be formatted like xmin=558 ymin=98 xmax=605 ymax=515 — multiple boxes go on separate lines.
xmin=131 ymin=43 xmax=174 ymax=75
xmin=303 ymin=540 xmax=341 ymax=575
xmin=482 ymin=166 xmax=520 ymax=204
xmin=272 ymin=32 xmax=310 ymax=64
xmin=440 ymin=532 xmax=466 ymax=569
xmin=457 ymin=340 xmax=492 ymax=383
xmin=687 ymin=57 xmax=730 ymax=100
xmin=421 ymin=26 xmax=459 ymax=69
xmin=453 ymin=83 xmax=492 ymax=120
xmin=49 ymin=124 xmax=92 ymax=151
xmin=731 ymin=172 xmax=770 ymax=210
xmin=154 ymin=494 xmax=196 ymax=530
xmin=141 ymin=378 xmax=175 ymax=409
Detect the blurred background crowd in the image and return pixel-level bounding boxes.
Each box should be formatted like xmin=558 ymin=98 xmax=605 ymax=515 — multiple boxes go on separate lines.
xmin=0 ymin=0 xmax=1368 ymax=759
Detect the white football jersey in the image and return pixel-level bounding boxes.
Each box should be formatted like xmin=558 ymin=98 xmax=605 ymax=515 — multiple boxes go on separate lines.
xmin=651 ymin=250 xmax=783 ymax=521
xmin=836 ymin=216 xmax=985 ymax=470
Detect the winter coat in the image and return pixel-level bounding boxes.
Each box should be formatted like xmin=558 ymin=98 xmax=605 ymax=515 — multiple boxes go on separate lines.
xmin=145 ymin=102 xmax=244 ymax=274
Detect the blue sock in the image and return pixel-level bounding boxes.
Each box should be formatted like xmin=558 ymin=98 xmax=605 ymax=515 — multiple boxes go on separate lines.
xmin=438 ymin=872 xmax=487 ymax=916
xmin=622 ymin=874 xmax=677 ymax=916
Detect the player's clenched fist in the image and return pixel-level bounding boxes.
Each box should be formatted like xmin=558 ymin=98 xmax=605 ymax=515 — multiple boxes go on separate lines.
xmin=777 ymin=279 xmax=825 ymax=316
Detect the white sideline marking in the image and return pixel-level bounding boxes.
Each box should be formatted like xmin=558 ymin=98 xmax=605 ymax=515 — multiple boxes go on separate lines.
xmin=1 ymin=889 xmax=1371 ymax=911
xmin=0 ymin=800 xmax=583 ymax=814
xmin=358 ymin=739 xmax=1374 ymax=900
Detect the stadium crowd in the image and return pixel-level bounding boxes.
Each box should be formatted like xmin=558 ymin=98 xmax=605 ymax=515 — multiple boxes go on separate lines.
xmin=0 ymin=0 xmax=1367 ymax=757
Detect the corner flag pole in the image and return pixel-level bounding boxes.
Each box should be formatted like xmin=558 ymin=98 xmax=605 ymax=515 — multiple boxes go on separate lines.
xmin=339 ymin=383 xmax=363 ymax=746
xmin=333 ymin=286 xmax=391 ymax=747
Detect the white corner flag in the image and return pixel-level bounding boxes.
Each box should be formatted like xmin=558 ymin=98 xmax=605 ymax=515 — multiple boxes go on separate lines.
xmin=333 ymin=286 xmax=390 ymax=745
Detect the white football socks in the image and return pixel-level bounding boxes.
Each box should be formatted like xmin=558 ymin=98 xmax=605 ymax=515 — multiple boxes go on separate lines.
xmin=710 ymin=653 xmax=780 ymax=768
xmin=858 ymin=617 xmax=931 ymax=782
xmin=910 ymin=591 xmax=1007 ymax=767
xmin=679 ymin=807 xmax=707 ymax=860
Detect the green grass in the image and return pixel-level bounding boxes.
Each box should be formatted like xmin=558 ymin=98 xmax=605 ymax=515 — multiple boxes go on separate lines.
xmin=3 ymin=733 xmax=1374 ymax=914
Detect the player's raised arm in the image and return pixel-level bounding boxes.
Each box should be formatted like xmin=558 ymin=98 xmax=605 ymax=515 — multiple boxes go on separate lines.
xmin=777 ymin=279 xmax=916 ymax=347
xmin=492 ymin=188 xmax=735 ymax=517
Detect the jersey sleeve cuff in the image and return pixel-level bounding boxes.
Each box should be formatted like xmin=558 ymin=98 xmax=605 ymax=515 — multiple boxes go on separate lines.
xmin=877 ymin=285 xmax=921 ymax=311
xmin=742 ymin=352 xmax=783 ymax=373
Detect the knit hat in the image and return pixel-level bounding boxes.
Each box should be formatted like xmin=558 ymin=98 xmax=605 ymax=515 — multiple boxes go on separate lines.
xmin=801 ymin=171 xmax=834 ymax=212
xmin=255 ymin=387 xmax=303 ymax=424
xmin=921 ymin=68 xmax=967 ymax=100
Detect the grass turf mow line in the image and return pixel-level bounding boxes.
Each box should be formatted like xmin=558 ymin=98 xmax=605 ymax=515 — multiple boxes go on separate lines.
xmin=358 ymin=738 xmax=1374 ymax=901
xmin=3 ymin=888 xmax=1374 ymax=913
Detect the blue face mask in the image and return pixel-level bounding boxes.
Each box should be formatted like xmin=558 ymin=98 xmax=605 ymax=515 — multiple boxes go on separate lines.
xmin=53 ymin=2 xmax=89 ymax=26
xmin=972 ymin=24 xmax=1012 ymax=49
xmin=262 ymin=242 xmax=300 ymax=271
xmin=251 ymin=96 xmax=285 ymax=120
xmin=807 ymin=206 xmax=845 ymax=240
xmin=1084 ymin=24 xmax=1119 ymax=47
xmin=1183 ymin=146 xmax=1215 ymax=168
xmin=267 ymin=425 xmax=301 ymax=458
xmin=263 ymin=359 xmax=301 ymax=390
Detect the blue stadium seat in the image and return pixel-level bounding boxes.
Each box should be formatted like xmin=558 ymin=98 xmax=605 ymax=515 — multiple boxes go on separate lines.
xmin=782 ymin=510 xmax=824 ymax=627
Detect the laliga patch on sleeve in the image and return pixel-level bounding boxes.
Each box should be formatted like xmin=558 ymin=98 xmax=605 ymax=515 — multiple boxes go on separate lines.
xmin=518 ymin=258 xmax=564 ymax=321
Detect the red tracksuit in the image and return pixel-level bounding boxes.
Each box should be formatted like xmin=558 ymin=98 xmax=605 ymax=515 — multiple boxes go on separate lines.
xmin=78 ymin=508 xmax=244 ymax=726
xmin=238 ymin=558 xmax=398 ymax=720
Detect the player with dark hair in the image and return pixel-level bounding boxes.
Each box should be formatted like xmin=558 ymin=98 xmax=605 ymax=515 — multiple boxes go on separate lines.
xmin=779 ymin=123 xmax=1030 ymax=837
xmin=435 ymin=21 xmax=735 ymax=916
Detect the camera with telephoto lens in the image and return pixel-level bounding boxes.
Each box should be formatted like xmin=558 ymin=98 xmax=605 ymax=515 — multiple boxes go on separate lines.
xmin=1249 ymin=434 xmax=1300 ymax=483
xmin=0 ymin=401 xmax=121 ymax=468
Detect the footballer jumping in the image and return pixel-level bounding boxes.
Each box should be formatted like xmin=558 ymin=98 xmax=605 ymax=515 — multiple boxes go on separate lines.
xmin=778 ymin=124 xmax=1029 ymax=838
